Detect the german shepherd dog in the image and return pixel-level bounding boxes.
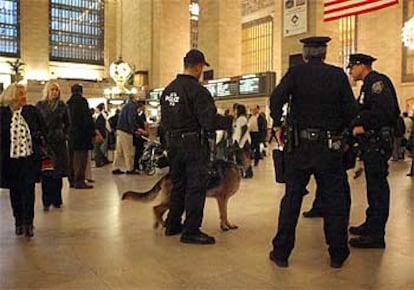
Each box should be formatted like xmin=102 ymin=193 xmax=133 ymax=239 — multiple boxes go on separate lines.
xmin=122 ymin=149 xmax=251 ymax=231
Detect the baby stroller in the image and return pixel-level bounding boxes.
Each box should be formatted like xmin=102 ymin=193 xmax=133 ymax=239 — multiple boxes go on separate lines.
xmin=138 ymin=136 xmax=169 ymax=176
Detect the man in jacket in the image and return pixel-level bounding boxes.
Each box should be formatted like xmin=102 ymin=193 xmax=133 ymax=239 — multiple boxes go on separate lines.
xmin=67 ymin=84 xmax=95 ymax=189
xmin=347 ymin=53 xmax=400 ymax=248
xmin=269 ymin=36 xmax=358 ymax=268
xmin=160 ymin=49 xmax=232 ymax=245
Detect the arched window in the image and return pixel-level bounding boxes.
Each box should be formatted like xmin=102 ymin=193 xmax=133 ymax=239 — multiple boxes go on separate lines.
xmin=0 ymin=0 xmax=19 ymax=57
xmin=339 ymin=16 xmax=357 ymax=71
xmin=242 ymin=16 xmax=273 ymax=74
xmin=49 ymin=0 xmax=104 ymax=65
xmin=189 ymin=1 xmax=199 ymax=48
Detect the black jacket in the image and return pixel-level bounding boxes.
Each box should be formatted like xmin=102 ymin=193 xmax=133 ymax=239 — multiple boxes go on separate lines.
xmin=67 ymin=93 xmax=95 ymax=150
xmin=36 ymin=100 xmax=71 ymax=177
xmin=270 ymin=59 xmax=358 ymax=132
xmin=0 ymin=105 xmax=46 ymax=188
xmin=160 ymin=74 xmax=230 ymax=133
xmin=351 ymin=71 xmax=400 ymax=130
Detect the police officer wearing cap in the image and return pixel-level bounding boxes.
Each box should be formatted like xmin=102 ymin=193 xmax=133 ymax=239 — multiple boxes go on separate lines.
xmin=160 ymin=49 xmax=232 ymax=245
xmin=347 ymin=53 xmax=400 ymax=248
xmin=269 ymin=36 xmax=358 ymax=268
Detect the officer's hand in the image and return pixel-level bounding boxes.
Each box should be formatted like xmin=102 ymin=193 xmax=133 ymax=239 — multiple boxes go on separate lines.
xmin=352 ymin=126 xmax=365 ymax=136
xmin=275 ymin=127 xmax=284 ymax=146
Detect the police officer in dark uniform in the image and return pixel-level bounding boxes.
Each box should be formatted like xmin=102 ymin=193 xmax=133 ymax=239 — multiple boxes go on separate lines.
xmin=269 ymin=36 xmax=358 ymax=268
xmin=160 ymin=49 xmax=231 ymax=245
xmin=347 ymin=53 xmax=400 ymax=248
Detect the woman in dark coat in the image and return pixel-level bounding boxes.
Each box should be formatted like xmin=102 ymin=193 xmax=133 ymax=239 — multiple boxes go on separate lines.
xmin=0 ymin=84 xmax=46 ymax=238
xmin=36 ymin=81 xmax=70 ymax=210
xmin=407 ymin=122 xmax=414 ymax=176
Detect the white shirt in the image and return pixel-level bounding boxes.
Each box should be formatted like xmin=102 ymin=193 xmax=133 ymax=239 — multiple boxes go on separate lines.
xmin=404 ymin=117 xmax=413 ymax=140
xmin=10 ymin=108 xmax=33 ymax=158
xmin=248 ymin=114 xmax=259 ymax=133
xmin=232 ymin=115 xmax=251 ymax=148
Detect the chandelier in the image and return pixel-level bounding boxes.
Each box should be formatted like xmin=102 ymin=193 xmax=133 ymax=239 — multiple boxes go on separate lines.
xmin=402 ymin=17 xmax=414 ymax=50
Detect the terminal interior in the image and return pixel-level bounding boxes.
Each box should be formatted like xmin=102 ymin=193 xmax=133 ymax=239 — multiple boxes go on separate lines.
xmin=0 ymin=1 xmax=413 ymax=289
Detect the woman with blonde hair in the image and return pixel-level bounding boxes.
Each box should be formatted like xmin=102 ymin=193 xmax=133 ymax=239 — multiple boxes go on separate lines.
xmin=36 ymin=81 xmax=70 ymax=211
xmin=0 ymin=83 xmax=46 ymax=238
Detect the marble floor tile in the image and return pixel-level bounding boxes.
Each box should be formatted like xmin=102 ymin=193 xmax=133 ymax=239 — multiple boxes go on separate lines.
xmin=0 ymin=152 xmax=413 ymax=289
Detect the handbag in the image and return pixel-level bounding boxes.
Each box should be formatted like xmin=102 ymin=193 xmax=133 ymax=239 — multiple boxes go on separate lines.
xmin=94 ymin=130 xmax=104 ymax=145
xmin=272 ymin=148 xmax=285 ymax=183
xmin=41 ymin=158 xmax=54 ymax=172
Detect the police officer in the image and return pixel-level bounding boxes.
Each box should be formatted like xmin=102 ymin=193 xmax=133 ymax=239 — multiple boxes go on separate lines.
xmin=269 ymin=36 xmax=358 ymax=268
xmin=160 ymin=49 xmax=231 ymax=245
xmin=347 ymin=53 xmax=400 ymax=248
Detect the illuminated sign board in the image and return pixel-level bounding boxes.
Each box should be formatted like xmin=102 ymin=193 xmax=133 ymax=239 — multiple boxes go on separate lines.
xmin=149 ymin=88 xmax=164 ymax=100
xmin=239 ymin=76 xmax=260 ymax=95
xmin=216 ymin=81 xmax=237 ymax=97
xmin=204 ymin=83 xmax=217 ymax=97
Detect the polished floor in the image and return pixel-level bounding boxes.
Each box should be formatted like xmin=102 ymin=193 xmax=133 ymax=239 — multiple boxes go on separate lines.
xmin=0 ymin=150 xmax=413 ymax=290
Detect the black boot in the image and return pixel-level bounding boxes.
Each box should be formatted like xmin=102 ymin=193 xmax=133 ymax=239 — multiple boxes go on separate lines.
xmin=244 ymin=166 xmax=253 ymax=178
xmin=24 ymin=224 xmax=34 ymax=238
xmin=302 ymin=208 xmax=323 ymax=218
xmin=349 ymin=223 xmax=369 ymax=235
xmin=349 ymin=235 xmax=385 ymax=248
xmin=269 ymin=251 xmax=289 ymax=268
xmin=15 ymin=225 xmax=24 ymax=236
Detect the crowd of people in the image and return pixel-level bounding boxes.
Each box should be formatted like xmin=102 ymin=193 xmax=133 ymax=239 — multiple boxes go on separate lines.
xmin=0 ymin=43 xmax=412 ymax=272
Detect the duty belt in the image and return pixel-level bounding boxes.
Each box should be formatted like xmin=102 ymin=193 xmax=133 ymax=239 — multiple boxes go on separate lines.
xmin=168 ymin=131 xmax=200 ymax=139
xmin=299 ymin=128 xmax=343 ymax=150
xmin=299 ymin=128 xmax=336 ymax=141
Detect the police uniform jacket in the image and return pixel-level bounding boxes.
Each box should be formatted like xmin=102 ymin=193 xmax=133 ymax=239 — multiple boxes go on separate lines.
xmin=270 ymin=58 xmax=358 ymax=132
xmin=160 ymin=74 xmax=230 ymax=134
xmin=351 ymin=71 xmax=400 ymax=131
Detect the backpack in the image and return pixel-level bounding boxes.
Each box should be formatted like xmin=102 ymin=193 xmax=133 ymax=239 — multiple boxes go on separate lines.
xmin=394 ymin=116 xmax=406 ymax=138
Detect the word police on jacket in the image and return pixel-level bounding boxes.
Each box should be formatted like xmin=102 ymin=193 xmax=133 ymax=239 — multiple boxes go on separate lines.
xmin=165 ymin=92 xmax=180 ymax=107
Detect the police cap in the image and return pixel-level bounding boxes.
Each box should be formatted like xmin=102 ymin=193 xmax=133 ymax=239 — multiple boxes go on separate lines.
xmin=184 ymin=49 xmax=210 ymax=67
xmin=347 ymin=53 xmax=377 ymax=68
xmin=300 ymin=36 xmax=331 ymax=47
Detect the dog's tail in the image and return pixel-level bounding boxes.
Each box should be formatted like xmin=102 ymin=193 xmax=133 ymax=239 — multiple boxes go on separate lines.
xmin=121 ymin=175 xmax=167 ymax=201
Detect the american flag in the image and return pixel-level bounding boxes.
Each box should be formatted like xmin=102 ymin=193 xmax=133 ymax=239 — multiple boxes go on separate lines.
xmin=324 ymin=0 xmax=399 ymax=22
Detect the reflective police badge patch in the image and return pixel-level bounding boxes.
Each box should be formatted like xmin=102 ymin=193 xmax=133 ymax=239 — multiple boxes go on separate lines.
xmin=165 ymin=92 xmax=180 ymax=106
xmin=372 ymin=81 xmax=384 ymax=94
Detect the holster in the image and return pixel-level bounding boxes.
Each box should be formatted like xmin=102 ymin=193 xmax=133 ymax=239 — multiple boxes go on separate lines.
xmin=272 ymin=148 xmax=285 ymax=183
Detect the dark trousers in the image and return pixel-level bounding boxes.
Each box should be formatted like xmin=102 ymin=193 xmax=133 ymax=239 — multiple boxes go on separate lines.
xmin=250 ymin=132 xmax=261 ymax=163
xmin=9 ymin=158 xmax=36 ymax=227
xmin=69 ymin=149 xmax=88 ymax=186
xmin=41 ymin=175 xmax=63 ymax=207
xmin=362 ymin=150 xmax=391 ymax=237
xmin=165 ymin=136 xmax=208 ymax=234
xmin=133 ymin=142 xmax=145 ymax=171
xmin=94 ymin=142 xmax=108 ymax=167
xmin=271 ymin=141 xmax=350 ymax=261
xmin=308 ymin=176 xmax=351 ymax=213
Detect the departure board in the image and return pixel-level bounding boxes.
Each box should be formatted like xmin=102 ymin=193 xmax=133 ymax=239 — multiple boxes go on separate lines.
xmin=197 ymin=72 xmax=275 ymax=100
xmin=149 ymin=89 xmax=164 ymax=100
xmin=204 ymin=83 xmax=217 ymax=97
xmin=239 ymin=77 xmax=260 ymax=95
xmin=216 ymin=80 xmax=237 ymax=97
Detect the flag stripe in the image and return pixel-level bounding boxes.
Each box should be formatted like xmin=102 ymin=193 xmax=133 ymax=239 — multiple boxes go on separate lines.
xmin=325 ymin=1 xmax=391 ymax=14
xmin=324 ymin=0 xmax=398 ymax=22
